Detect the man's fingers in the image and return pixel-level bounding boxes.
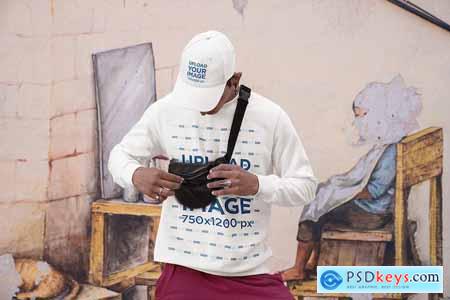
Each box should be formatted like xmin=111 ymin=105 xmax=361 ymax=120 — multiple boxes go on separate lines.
xmin=141 ymin=185 xmax=155 ymax=197
xmin=160 ymin=188 xmax=175 ymax=198
xmin=212 ymin=187 xmax=239 ymax=196
xmin=158 ymin=179 xmax=181 ymax=190
xmin=210 ymin=163 xmax=238 ymax=172
xmin=149 ymin=186 xmax=171 ymax=202
xmin=207 ymin=170 xmax=235 ymax=180
xmin=207 ymin=179 xmax=237 ymax=189
xmin=160 ymin=170 xmax=184 ymax=183
xmin=144 ymin=191 xmax=166 ymax=202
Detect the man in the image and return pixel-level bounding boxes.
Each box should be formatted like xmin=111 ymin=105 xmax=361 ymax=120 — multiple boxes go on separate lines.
xmin=282 ymin=75 xmax=421 ymax=281
xmin=108 ymin=31 xmax=317 ymax=300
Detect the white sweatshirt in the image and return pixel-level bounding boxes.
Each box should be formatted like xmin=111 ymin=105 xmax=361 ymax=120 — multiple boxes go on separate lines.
xmin=108 ymin=91 xmax=317 ymax=276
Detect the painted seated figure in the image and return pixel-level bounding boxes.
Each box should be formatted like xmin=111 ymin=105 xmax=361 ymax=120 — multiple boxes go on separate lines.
xmin=283 ymin=75 xmax=422 ymax=281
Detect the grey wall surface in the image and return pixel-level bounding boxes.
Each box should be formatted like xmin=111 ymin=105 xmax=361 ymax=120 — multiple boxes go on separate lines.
xmin=93 ymin=43 xmax=156 ymax=199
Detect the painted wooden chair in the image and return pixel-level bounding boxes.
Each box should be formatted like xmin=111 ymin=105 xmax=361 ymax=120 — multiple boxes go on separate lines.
xmin=88 ymin=200 xmax=162 ymax=299
xmin=288 ymin=127 xmax=443 ymax=300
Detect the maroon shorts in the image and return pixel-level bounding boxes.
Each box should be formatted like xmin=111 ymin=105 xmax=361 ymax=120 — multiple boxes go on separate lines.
xmin=155 ymin=263 xmax=294 ymax=300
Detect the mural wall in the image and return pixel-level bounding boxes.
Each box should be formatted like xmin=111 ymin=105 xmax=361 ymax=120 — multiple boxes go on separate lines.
xmin=0 ymin=0 xmax=449 ymax=297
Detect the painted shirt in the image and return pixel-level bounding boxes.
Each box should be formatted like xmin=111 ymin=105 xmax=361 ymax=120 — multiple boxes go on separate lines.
xmin=108 ymin=91 xmax=317 ymax=276
xmin=353 ymin=143 xmax=397 ymax=214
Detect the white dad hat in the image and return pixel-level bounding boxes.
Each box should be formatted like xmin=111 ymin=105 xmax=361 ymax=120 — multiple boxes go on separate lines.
xmin=171 ymin=31 xmax=236 ymax=111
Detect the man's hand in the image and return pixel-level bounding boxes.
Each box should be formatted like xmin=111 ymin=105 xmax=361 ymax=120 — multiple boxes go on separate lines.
xmin=132 ymin=167 xmax=183 ymax=202
xmin=207 ymin=164 xmax=259 ymax=196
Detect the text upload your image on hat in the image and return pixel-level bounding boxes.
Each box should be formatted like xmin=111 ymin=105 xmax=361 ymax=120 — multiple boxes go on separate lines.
xmin=172 ymin=31 xmax=236 ymax=112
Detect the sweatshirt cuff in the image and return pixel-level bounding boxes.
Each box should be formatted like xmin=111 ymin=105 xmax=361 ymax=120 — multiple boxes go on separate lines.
xmin=255 ymin=174 xmax=276 ymax=199
xmin=123 ymin=162 xmax=143 ymax=188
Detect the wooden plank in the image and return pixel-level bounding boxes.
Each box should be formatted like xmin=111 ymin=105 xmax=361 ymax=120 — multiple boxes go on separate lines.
xmin=354 ymin=241 xmax=385 ymax=265
xmin=376 ymin=242 xmax=387 ymax=265
xmin=400 ymin=128 xmax=443 ymax=188
xmin=78 ymin=284 xmax=122 ymax=300
xmin=395 ymin=142 xmax=407 ymax=266
xmin=400 ymin=127 xmax=441 ymax=146
xmin=103 ymin=262 xmax=157 ymax=286
xmin=108 ymin=278 xmax=136 ymax=293
xmin=92 ymin=199 xmax=162 ymax=217
xmin=318 ymin=240 xmax=339 ymax=266
xmin=153 ymin=216 xmax=160 ymax=238
xmin=354 ymin=241 xmax=368 ymax=265
xmin=336 ymin=241 xmax=356 ymax=265
xmin=89 ymin=212 xmax=106 ymax=285
xmin=321 ymin=229 xmax=392 ymax=242
xmin=403 ymin=142 xmax=442 ymax=166
xmin=135 ymin=269 xmax=162 ymax=286
xmin=429 ymin=175 xmax=443 ymax=266
xmin=149 ymin=286 xmax=156 ymax=300
xmin=148 ymin=216 xmax=160 ymax=261
xmin=289 ymin=279 xmax=316 ymax=293
xmin=403 ymin=136 xmax=442 ymax=155
xmin=404 ymin=160 xmax=442 ymax=188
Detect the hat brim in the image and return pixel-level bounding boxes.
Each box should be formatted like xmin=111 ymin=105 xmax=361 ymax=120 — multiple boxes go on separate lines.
xmin=171 ymin=75 xmax=226 ymax=112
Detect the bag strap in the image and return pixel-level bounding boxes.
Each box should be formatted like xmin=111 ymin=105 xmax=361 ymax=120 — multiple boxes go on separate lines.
xmin=225 ymin=85 xmax=251 ymax=162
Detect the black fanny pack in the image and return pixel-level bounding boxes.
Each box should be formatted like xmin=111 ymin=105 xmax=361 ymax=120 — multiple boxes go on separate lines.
xmin=168 ymin=85 xmax=251 ymax=209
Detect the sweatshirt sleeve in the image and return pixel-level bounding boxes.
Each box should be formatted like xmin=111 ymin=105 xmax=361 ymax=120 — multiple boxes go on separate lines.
xmin=108 ymin=104 xmax=163 ymax=190
xmin=254 ymin=109 xmax=318 ymax=206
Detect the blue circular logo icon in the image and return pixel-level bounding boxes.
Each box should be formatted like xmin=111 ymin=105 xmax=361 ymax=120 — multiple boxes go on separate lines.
xmin=320 ymin=270 xmax=343 ymax=290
